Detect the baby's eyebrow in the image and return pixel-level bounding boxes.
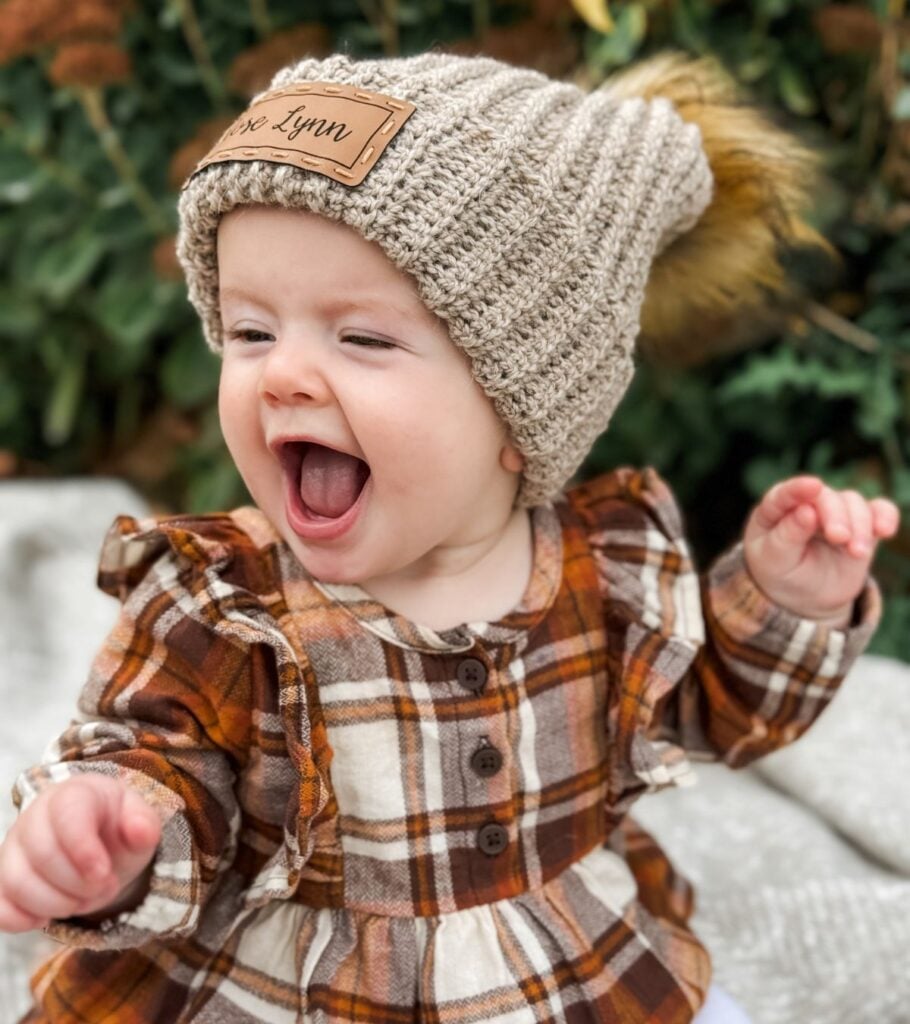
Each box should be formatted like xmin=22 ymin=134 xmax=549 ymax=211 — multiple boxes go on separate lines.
xmin=219 ymin=286 xmax=424 ymax=324
xmin=219 ymin=286 xmax=273 ymax=310
xmin=318 ymin=294 xmax=427 ymax=324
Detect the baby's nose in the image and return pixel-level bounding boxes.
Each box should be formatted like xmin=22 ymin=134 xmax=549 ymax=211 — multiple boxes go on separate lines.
xmin=258 ymin=340 xmax=329 ymax=407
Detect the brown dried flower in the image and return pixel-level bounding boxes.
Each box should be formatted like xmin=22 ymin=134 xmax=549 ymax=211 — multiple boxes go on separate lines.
xmin=48 ymin=40 xmax=131 ymax=88
xmin=813 ymin=5 xmax=882 ymax=56
xmin=0 ymin=0 xmax=67 ymax=63
xmin=43 ymin=1 xmax=127 ymax=47
xmin=0 ymin=0 xmax=133 ymax=64
xmin=227 ymin=24 xmax=332 ymax=99
xmin=168 ymin=115 xmax=236 ymax=192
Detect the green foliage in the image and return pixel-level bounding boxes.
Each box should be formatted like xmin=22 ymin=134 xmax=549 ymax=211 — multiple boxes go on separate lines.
xmin=1 ymin=0 xmax=909 ymax=659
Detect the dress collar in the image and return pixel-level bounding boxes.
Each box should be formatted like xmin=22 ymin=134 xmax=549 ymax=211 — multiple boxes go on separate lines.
xmin=310 ymin=503 xmax=563 ymax=654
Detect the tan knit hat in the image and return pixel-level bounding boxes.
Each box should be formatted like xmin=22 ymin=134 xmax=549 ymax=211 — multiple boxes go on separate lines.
xmin=176 ymin=49 xmax=820 ymax=506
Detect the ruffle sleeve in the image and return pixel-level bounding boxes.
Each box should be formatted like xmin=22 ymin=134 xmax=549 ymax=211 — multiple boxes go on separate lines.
xmin=11 ymin=511 xmax=332 ymax=949
xmin=568 ymin=466 xmax=882 ymax=812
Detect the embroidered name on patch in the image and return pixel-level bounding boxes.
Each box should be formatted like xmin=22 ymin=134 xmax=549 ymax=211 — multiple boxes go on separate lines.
xmin=183 ymin=82 xmax=416 ymax=188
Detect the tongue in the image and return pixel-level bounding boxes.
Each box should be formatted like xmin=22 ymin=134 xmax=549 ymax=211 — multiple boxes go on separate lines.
xmin=298 ymin=445 xmax=367 ymax=519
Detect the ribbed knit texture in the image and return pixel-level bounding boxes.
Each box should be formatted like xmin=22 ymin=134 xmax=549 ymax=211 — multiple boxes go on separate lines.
xmin=177 ymin=52 xmax=713 ymax=505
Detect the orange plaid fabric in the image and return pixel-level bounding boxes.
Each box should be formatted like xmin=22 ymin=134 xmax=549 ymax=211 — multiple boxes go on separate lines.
xmin=12 ymin=466 xmax=881 ymax=1023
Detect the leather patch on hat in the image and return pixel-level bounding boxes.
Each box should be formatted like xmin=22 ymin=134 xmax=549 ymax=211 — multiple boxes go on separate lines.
xmin=183 ymin=82 xmax=416 ymax=188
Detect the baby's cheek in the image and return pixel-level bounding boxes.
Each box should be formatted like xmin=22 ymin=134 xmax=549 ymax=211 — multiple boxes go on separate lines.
xmin=360 ymin=397 xmax=430 ymax=460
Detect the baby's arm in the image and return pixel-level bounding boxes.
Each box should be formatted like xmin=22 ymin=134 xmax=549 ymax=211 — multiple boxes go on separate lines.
xmin=2 ymin=514 xmax=260 ymax=948
xmin=0 ymin=775 xmax=160 ymax=933
xmin=580 ymin=466 xmax=891 ymax=785
xmin=678 ymin=477 xmax=893 ymax=762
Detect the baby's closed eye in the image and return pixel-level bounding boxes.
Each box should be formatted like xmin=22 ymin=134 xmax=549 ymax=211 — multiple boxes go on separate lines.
xmin=342 ymin=334 xmax=396 ymax=350
xmin=226 ymin=328 xmax=274 ymax=344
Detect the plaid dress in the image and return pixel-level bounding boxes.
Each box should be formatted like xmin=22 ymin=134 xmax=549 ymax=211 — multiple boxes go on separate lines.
xmin=13 ymin=466 xmax=881 ymax=1024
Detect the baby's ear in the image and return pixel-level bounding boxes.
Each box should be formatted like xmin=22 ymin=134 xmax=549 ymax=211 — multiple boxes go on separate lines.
xmin=500 ymin=442 xmax=524 ymax=474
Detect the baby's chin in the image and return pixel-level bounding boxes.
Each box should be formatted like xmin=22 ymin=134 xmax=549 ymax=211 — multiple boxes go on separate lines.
xmin=278 ymin=529 xmax=379 ymax=588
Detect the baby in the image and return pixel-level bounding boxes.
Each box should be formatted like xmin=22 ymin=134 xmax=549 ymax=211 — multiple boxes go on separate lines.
xmin=0 ymin=50 xmax=899 ymax=1024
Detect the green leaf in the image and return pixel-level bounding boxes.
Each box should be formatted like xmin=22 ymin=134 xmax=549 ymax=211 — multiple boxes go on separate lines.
xmin=0 ymin=144 xmax=41 ymax=192
xmin=160 ymin=329 xmax=220 ymax=409
xmin=891 ymin=468 xmax=910 ymax=506
xmin=586 ymin=3 xmax=647 ymax=71
xmin=149 ymin=48 xmax=206 ymax=88
xmin=815 ymin=366 xmax=869 ymax=399
xmin=43 ymin=348 xmax=86 ymax=446
xmin=0 ymin=289 xmax=43 ymax=338
xmin=870 ymin=596 xmax=910 ymax=660
xmin=186 ymin=454 xmax=246 ymax=513
xmin=717 ymin=346 xmax=872 ymax=403
xmin=715 ymin=347 xmax=799 ymax=400
xmin=855 ymin=357 xmax=899 ymax=439
xmin=91 ymin=265 xmax=181 ymax=367
xmin=88 ymin=204 xmax=153 ymax=249
xmin=670 ymin=0 xmax=709 ymax=53
xmin=396 ymin=1 xmax=433 ymax=26
xmin=30 ymin=229 xmax=107 ymax=304
xmin=14 ymin=67 xmax=51 ymax=151
xmin=805 ymin=438 xmax=836 ymax=475
xmin=777 ymin=62 xmax=818 ymax=117
xmin=736 ymin=53 xmax=772 ymax=83
xmin=58 ymin=107 xmax=104 ymax=177
xmin=159 ymin=1 xmax=183 ymax=30
xmin=742 ymin=450 xmax=801 ymax=499
xmin=756 ymin=0 xmax=791 ymax=19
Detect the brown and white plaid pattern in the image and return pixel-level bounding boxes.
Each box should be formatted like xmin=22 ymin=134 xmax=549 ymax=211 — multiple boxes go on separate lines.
xmin=12 ymin=467 xmax=881 ymax=1023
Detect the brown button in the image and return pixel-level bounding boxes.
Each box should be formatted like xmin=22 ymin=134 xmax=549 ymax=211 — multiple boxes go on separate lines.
xmin=456 ymin=657 xmax=487 ymax=693
xmin=477 ymin=822 xmax=508 ymax=856
xmin=470 ymin=746 xmax=503 ymax=778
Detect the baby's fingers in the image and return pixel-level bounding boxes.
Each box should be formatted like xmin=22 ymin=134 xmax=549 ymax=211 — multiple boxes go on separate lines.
xmin=0 ymin=836 xmax=116 ymax=924
xmin=818 ymin=489 xmax=900 ymax=556
xmin=0 ymin=887 xmax=48 ymax=933
xmin=117 ymin=789 xmax=161 ymax=855
xmin=870 ymin=497 xmax=901 ymax=538
xmin=840 ymin=490 xmax=873 ymax=557
xmin=754 ymin=476 xmax=824 ymax=531
xmin=48 ymin=778 xmax=115 ymax=880
xmin=20 ymin=803 xmax=110 ymax=900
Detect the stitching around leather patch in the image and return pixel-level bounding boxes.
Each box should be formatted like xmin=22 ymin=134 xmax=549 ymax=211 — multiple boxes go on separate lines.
xmin=183 ymin=82 xmax=417 ymax=189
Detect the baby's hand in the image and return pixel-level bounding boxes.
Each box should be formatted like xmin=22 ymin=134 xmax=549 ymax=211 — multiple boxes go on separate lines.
xmin=743 ymin=476 xmax=900 ymax=625
xmin=0 ymin=775 xmax=160 ymax=933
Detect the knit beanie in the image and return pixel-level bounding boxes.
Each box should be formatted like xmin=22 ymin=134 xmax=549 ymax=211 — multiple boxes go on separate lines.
xmin=177 ymin=49 xmax=824 ymax=506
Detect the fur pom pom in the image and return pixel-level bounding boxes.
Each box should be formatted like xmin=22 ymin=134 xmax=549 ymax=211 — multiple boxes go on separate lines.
xmin=600 ymin=51 xmax=837 ymax=366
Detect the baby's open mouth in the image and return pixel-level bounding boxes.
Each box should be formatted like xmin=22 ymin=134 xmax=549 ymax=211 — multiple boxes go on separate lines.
xmin=279 ymin=441 xmax=371 ymax=520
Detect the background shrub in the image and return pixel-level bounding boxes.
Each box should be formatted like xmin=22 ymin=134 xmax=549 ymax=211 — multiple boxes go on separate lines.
xmin=1 ymin=0 xmax=908 ymax=657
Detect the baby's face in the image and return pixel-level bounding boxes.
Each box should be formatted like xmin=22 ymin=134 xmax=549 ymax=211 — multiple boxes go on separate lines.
xmin=216 ymin=205 xmax=522 ymax=587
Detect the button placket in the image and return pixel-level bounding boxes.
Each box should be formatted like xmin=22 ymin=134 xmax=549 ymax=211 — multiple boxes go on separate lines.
xmin=448 ymin=649 xmax=513 ymax=861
